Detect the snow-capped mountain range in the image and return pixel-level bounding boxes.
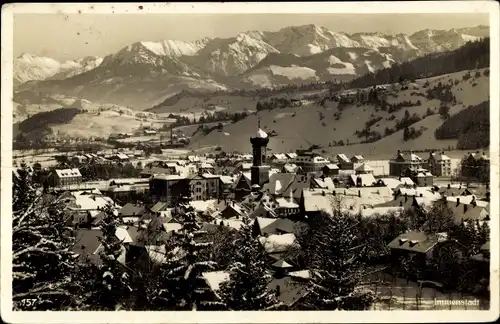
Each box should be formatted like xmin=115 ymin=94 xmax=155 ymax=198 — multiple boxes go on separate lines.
xmin=14 ymin=24 xmax=488 ymax=109
xmin=14 ymin=53 xmax=103 ymax=86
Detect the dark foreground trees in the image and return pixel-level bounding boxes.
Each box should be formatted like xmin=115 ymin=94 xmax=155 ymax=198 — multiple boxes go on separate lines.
xmin=297 ymin=208 xmax=375 ymax=310
xmin=219 ymin=217 xmax=281 ymax=310
xmin=12 ymin=165 xmax=87 ymax=310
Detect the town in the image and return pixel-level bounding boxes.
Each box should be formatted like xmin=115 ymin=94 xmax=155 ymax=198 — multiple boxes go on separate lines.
xmin=12 ymin=123 xmax=490 ymax=311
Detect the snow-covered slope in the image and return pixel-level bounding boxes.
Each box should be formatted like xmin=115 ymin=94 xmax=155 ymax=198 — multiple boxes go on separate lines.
xmin=14 ymin=53 xmax=103 ymax=86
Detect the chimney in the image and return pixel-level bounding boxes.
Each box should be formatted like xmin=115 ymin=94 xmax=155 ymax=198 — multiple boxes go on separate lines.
xmin=447 ymin=184 xmax=451 ymax=189
xmin=456 ymin=198 xmax=460 ymax=206
xmin=358 ymin=190 xmax=361 ymax=197
xmin=332 ymin=190 xmax=336 ymax=196
xmin=419 ymin=193 xmax=423 ymax=197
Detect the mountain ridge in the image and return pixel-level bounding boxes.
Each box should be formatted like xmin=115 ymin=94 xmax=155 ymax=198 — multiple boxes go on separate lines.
xmin=14 ymin=24 xmax=489 ymax=110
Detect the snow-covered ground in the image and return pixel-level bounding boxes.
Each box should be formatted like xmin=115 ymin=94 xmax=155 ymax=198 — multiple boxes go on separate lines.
xmin=365 ymin=271 xmax=489 ymax=310
xmin=269 ymin=65 xmax=318 ymax=80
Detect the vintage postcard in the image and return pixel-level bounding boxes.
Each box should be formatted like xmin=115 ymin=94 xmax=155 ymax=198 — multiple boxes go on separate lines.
xmin=1 ymin=1 xmax=499 ymax=323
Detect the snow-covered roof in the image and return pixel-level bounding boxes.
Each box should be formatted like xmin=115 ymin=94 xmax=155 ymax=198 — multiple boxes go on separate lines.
xmin=115 ymin=225 xmax=134 ymax=243
xmin=337 ymin=154 xmax=350 ymax=163
xmin=355 ymin=163 xmax=373 ymax=172
xmin=275 ymin=197 xmax=299 ymax=209
xmin=288 ymin=270 xmax=311 ymax=279
xmin=189 ymin=199 xmax=217 ymax=213
xmin=379 ymin=178 xmax=402 ymax=190
xmin=216 ymin=219 xmax=244 ymax=230
xmin=399 ymin=177 xmax=415 ymax=186
xmin=163 ymin=222 xmax=182 ymax=233
xmin=324 ymin=164 xmax=339 ymax=170
xmin=259 ymin=233 xmax=297 ymax=254
xmin=350 ymin=174 xmax=377 ymax=187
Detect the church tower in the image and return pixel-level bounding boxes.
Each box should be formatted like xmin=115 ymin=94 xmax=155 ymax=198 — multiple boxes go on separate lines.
xmin=250 ymin=119 xmax=270 ymax=188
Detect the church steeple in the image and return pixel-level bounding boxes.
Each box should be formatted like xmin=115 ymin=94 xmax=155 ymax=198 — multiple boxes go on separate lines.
xmin=250 ymin=118 xmax=270 ymax=187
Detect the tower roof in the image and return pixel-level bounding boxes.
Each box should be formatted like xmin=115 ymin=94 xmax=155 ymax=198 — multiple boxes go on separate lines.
xmin=256 ymin=128 xmax=268 ymax=139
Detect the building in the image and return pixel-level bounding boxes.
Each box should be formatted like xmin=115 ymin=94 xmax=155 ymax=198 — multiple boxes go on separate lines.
xmin=389 ymin=150 xmax=424 ymax=177
xmin=355 ymin=163 xmax=373 ymax=175
xmin=250 ymin=123 xmax=270 ymax=188
xmin=336 ymin=154 xmax=353 ymax=170
xmin=48 ymin=168 xmax=83 ymax=187
xmin=189 ymin=173 xmax=222 ymax=201
xmin=426 ymin=151 xmax=452 ymax=177
xmin=149 ymin=174 xmax=190 ymax=206
xmin=322 ymin=164 xmax=339 ymax=177
xmin=294 ymin=150 xmax=330 ymax=173
xmin=412 ymin=169 xmax=434 ymax=187
xmin=461 ymin=151 xmax=490 ymax=183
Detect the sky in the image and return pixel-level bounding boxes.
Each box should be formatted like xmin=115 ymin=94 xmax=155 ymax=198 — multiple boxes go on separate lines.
xmin=13 ymin=13 xmax=489 ymax=61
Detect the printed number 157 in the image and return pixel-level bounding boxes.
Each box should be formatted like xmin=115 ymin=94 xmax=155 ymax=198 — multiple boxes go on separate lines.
xmin=19 ymin=299 xmax=37 ymax=307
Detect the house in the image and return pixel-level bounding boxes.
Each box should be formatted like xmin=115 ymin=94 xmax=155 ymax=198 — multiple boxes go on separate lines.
xmin=388 ymin=232 xmax=458 ymax=263
xmin=336 ymin=154 xmax=353 ymax=170
xmin=389 ymin=150 xmax=424 ymax=177
xmin=219 ymin=202 xmax=247 ymax=219
xmin=351 ymin=155 xmax=365 ymax=164
xmin=438 ymin=184 xmax=472 ymax=197
xmin=117 ymin=203 xmax=148 ymax=223
xmin=349 ymin=174 xmax=377 ymax=187
xmin=233 ymin=162 xmax=253 ymax=174
xmin=445 ymin=196 xmax=489 ymax=224
xmin=322 ymin=164 xmax=339 ymax=177
xmin=426 ymin=151 xmax=452 ymax=177
xmin=48 ymin=168 xmax=83 ymax=187
xmin=269 ymin=153 xmax=288 ymax=165
xmin=412 ymin=169 xmax=434 ymax=187
xmin=399 ymin=177 xmax=415 ymax=187
xmin=189 ymin=173 xmax=222 ymax=201
xmin=198 ymin=163 xmax=215 ymax=174
xmin=461 ymin=151 xmax=490 ymax=181
xmin=262 ymin=173 xmax=313 ymax=201
xmin=149 ymin=174 xmax=190 ymax=206
xmin=376 ymin=178 xmax=402 ymax=191
xmin=282 ymin=163 xmax=304 ymax=174
xmin=253 ymin=217 xmax=307 ymax=237
xmin=71 ymin=228 xmax=105 ymax=266
xmin=293 ymin=150 xmax=330 ymax=174
xmin=233 ymin=172 xmax=252 ymax=201
xmin=355 ymin=163 xmax=373 ymax=175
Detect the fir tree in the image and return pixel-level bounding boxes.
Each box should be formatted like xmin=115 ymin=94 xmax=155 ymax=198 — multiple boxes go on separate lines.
xmin=12 ymin=165 xmax=84 ymax=310
xmin=219 ymin=216 xmax=282 ymax=310
xmin=91 ymin=205 xmax=132 ymax=310
xmin=298 ymin=209 xmax=374 ymax=310
xmin=154 ymin=196 xmax=223 ymax=310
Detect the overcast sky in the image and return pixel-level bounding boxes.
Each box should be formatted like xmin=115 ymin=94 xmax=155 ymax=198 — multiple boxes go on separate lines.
xmin=14 ymin=13 xmax=489 ymax=61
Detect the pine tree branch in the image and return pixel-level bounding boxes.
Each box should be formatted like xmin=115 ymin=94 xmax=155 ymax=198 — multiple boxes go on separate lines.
xmin=13 ymin=290 xmax=70 ymax=299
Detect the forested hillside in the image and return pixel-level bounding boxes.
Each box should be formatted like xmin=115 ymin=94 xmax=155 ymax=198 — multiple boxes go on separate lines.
xmin=349 ymin=38 xmax=489 ymax=89
xmin=434 ymin=100 xmax=489 ymax=150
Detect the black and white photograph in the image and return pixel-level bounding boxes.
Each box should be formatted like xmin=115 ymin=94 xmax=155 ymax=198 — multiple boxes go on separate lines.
xmin=1 ymin=2 xmax=498 ymax=323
